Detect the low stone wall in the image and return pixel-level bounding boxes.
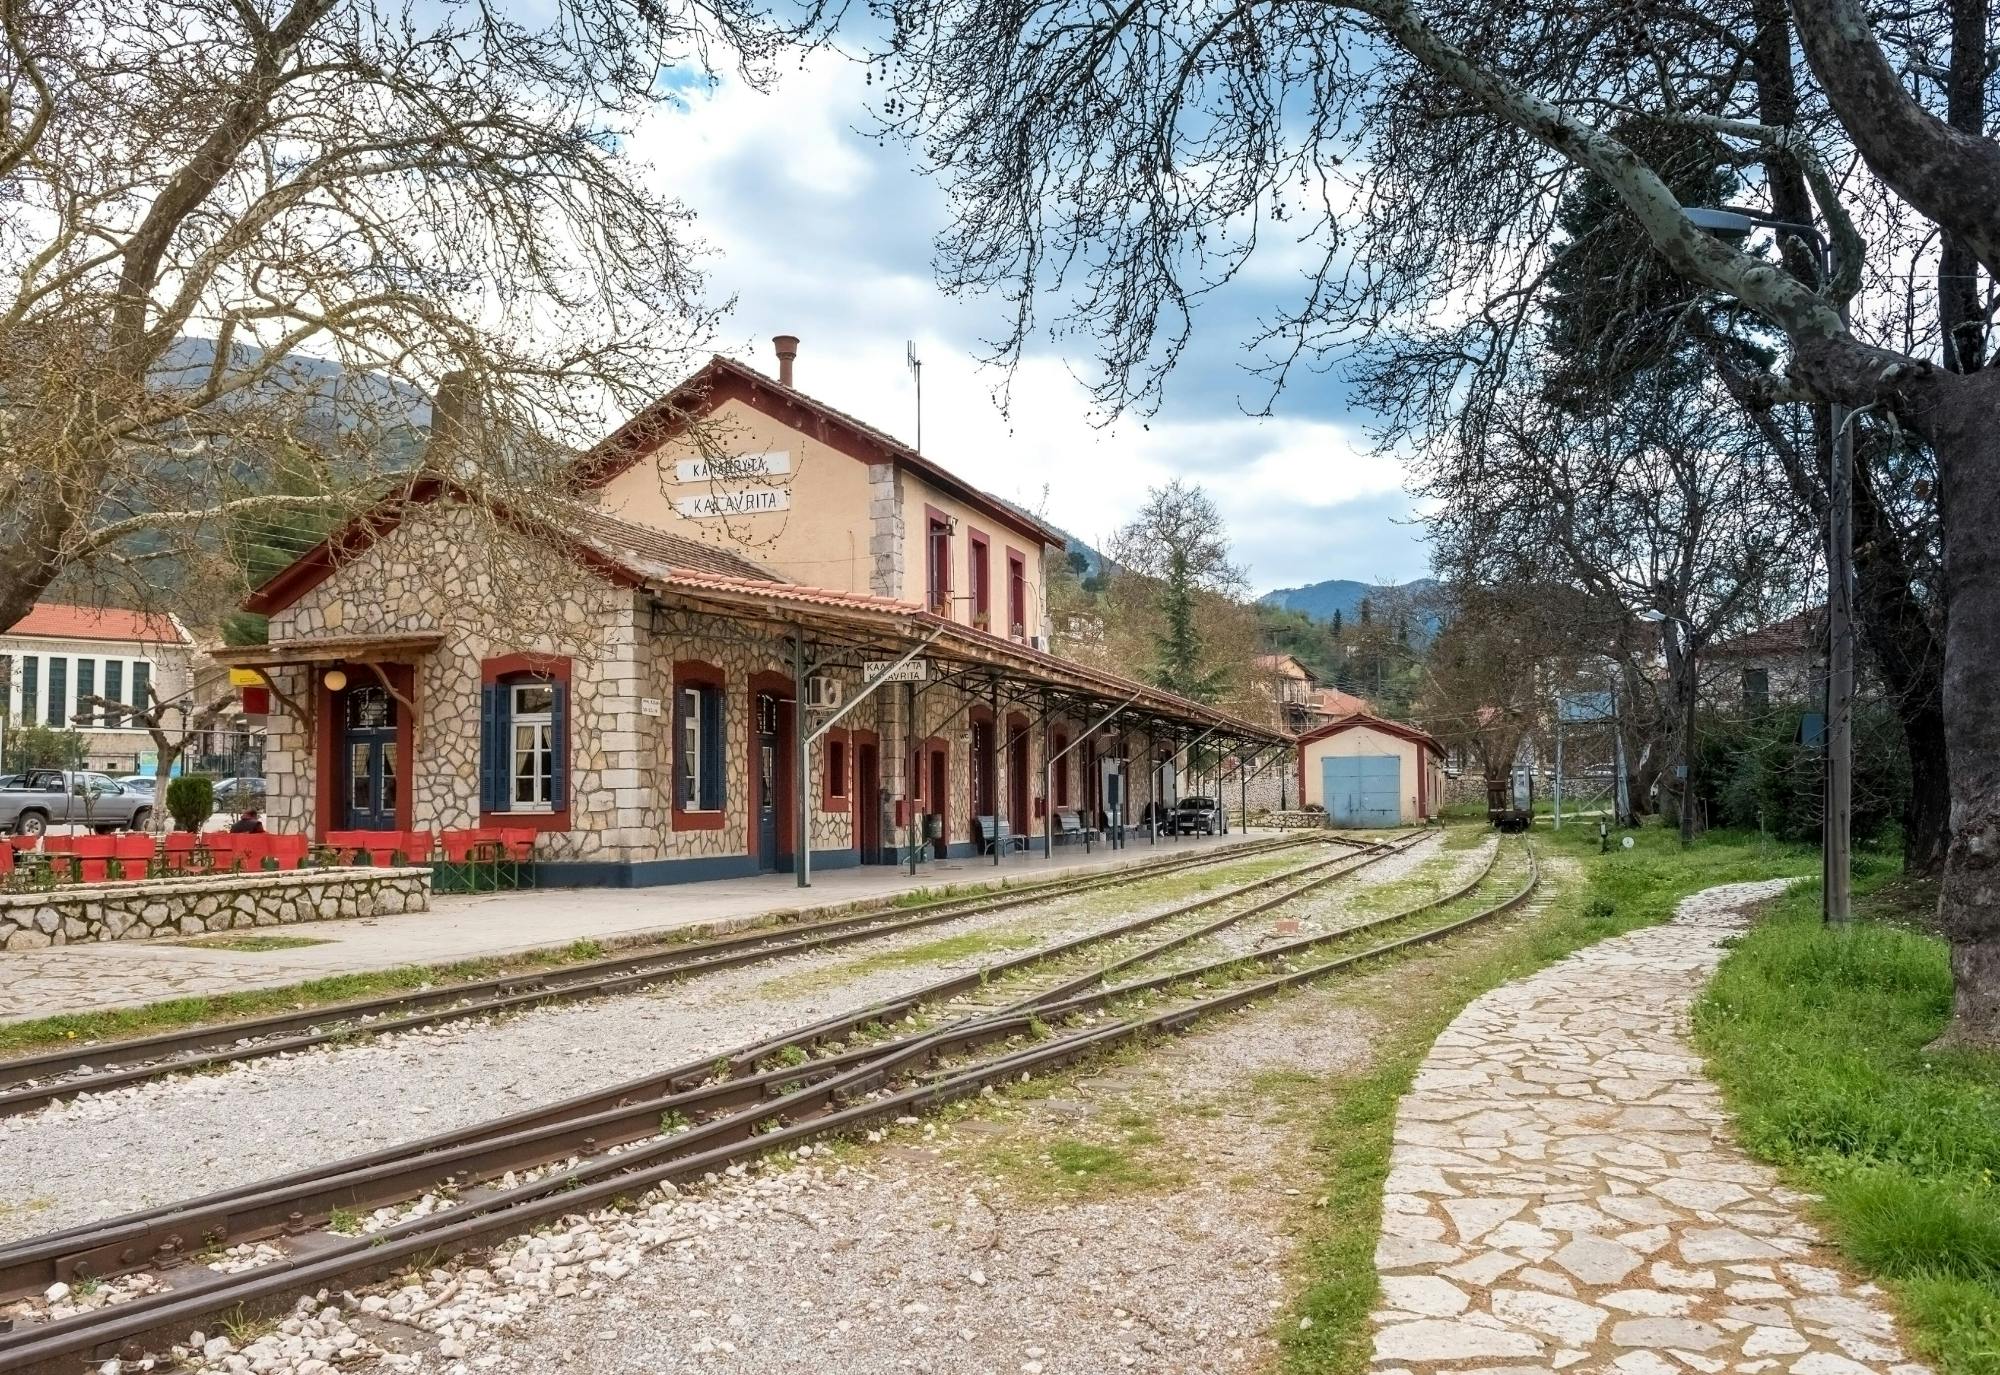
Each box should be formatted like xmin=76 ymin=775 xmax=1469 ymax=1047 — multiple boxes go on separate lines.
xmin=0 ymin=867 xmax=431 ymax=949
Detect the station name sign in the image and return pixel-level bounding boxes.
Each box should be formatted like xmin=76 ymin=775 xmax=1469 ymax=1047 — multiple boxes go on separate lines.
xmin=674 ymin=489 xmax=792 ymax=519
xmin=862 ymin=659 xmax=929 ymax=683
xmin=675 ymin=452 xmax=792 ymax=483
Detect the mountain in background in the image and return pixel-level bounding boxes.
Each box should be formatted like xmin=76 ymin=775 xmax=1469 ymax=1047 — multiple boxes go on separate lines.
xmin=1259 ymin=577 xmax=1439 ymax=625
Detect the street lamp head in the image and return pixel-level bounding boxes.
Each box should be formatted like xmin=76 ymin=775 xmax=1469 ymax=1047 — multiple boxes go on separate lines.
xmin=1682 ymin=206 xmax=1761 ymax=235
xmin=1635 ymin=608 xmax=1667 ymax=623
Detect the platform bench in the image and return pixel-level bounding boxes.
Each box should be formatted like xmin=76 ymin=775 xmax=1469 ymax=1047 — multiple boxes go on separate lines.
xmin=976 ymin=815 xmax=1032 ymax=856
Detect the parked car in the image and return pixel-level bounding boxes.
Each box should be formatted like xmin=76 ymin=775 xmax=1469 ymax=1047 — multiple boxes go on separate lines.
xmin=213 ymin=777 xmax=268 ymax=811
xmin=1171 ymin=795 xmax=1227 ymax=835
xmin=0 ymin=771 xmax=155 ymax=836
xmin=116 ymin=774 xmax=158 ymax=794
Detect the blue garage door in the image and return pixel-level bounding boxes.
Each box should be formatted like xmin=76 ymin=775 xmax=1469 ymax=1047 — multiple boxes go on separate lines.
xmin=1323 ymin=754 xmax=1402 ymax=827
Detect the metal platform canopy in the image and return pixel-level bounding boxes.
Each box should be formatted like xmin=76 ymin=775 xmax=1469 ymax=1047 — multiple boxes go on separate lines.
xmin=633 ymin=572 xmax=1289 ymax=889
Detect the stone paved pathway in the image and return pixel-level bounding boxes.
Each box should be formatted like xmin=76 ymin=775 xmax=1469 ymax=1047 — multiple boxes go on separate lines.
xmin=1369 ymin=878 xmax=1932 ymax=1375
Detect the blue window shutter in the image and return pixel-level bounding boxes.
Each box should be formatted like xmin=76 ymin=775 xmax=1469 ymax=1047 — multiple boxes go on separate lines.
xmin=673 ymin=686 xmax=690 ymax=808
xmin=700 ymin=687 xmax=723 ymax=811
xmin=549 ymin=680 xmax=568 ymax=808
xmin=479 ymin=684 xmax=506 ymax=813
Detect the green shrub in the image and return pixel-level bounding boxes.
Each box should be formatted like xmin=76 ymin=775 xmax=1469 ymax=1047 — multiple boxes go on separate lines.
xmin=165 ymin=775 xmax=215 ymax=833
xmin=2 ymin=722 xmax=84 ymax=771
xmin=1696 ymin=703 xmax=1908 ymax=845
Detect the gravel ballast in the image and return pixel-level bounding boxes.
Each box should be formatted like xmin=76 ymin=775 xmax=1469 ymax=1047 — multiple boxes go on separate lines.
xmin=0 ymin=843 xmax=1414 ymax=1242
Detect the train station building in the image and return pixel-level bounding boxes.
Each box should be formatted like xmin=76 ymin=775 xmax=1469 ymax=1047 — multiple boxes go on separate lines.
xmin=218 ymin=339 xmax=1288 ymax=887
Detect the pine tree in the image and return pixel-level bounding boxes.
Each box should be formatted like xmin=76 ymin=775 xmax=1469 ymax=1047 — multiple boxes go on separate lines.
xmin=1154 ymin=547 xmax=1227 ymax=701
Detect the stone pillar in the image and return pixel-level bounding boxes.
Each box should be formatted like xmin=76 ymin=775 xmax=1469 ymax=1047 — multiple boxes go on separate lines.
xmin=867 ymin=464 xmax=905 ymax=598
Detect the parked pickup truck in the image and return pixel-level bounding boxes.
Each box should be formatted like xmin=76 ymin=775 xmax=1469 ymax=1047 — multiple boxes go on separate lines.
xmin=0 ymin=771 xmax=155 ymax=836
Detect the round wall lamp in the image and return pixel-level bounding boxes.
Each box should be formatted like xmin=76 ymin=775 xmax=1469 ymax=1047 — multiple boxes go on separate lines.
xmin=322 ymin=668 xmax=349 ymax=692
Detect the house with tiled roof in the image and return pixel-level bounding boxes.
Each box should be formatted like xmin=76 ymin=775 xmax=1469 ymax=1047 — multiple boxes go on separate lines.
xmin=1 ymin=604 xmax=196 ymax=772
xmin=1706 ymin=608 xmax=1825 ymax=716
xmin=222 ymin=338 xmax=1285 ymax=886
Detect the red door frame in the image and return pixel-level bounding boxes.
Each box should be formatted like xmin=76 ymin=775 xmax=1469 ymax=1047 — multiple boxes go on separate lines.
xmin=315 ymin=663 xmax=414 ymax=837
xmin=1006 ymin=712 xmax=1030 ymax=835
xmin=748 ymin=670 xmax=795 ymax=864
xmin=852 ymin=728 xmax=882 ymax=859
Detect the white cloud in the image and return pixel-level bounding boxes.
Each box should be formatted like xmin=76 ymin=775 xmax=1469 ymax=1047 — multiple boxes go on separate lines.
xmin=624 ymin=52 xmax=1433 ymax=594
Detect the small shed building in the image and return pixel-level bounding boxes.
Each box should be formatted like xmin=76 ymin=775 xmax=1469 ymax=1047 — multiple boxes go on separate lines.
xmin=1295 ymin=713 xmax=1445 ymax=827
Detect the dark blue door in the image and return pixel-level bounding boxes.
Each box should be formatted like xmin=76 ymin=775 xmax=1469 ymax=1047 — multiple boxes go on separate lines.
xmin=343 ymin=685 xmax=398 ymax=830
xmin=756 ymin=692 xmax=780 ymax=870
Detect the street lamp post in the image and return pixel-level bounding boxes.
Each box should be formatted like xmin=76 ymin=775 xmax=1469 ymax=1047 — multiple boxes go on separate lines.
xmin=1683 ymin=205 xmax=1852 ymax=924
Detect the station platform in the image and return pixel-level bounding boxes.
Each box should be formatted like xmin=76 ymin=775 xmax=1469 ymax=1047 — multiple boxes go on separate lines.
xmin=0 ymin=829 xmax=1289 ymax=1025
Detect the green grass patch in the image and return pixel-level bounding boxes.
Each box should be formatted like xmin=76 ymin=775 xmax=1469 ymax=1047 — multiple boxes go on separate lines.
xmin=1282 ymin=820 xmax=1817 ymax=1375
xmin=171 ymin=934 xmax=333 ymax=952
xmin=975 ymin=1136 xmax=1180 ymax=1199
xmin=757 ymin=928 xmax=1047 ymax=997
xmin=0 ymin=938 xmax=636 ymax=1058
xmin=1695 ymin=867 xmax=2000 ymax=1375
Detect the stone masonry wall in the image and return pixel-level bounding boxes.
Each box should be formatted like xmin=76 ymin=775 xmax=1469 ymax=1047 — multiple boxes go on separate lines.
xmin=867 ymin=463 xmax=904 ymax=600
xmin=264 ymin=505 xmax=647 ymax=863
xmin=257 ymin=501 xmax=1214 ymax=871
xmin=0 ymin=867 xmax=430 ymax=949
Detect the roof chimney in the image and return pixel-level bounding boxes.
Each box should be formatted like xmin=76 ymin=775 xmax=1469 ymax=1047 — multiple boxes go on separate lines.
xmin=772 ymin=335 xmax=799 ymax=388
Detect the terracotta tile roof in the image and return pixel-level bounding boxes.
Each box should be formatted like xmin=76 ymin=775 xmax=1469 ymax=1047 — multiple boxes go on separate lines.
xmin=4 ymin=603 xmax=190 ymax=645
xmin=1297 ymin=710 xmax=1445 ymax=756
xmin=643 ymin=566 xmax=1282 ymax=741
xmin=1710 ymin=608 xmax=1824 ymax=658
xmin=650 ymin=567 xmax=924 ymax=615
xmin=1310 ymin=687 xmax=1373 ymax=717
xmin=1255 ymin=653 xmax=1316 ymax=678
xmin=554 ymin=503 xmax=784 ymax=584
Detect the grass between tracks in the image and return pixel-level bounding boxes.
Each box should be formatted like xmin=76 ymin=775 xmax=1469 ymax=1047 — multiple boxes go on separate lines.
xmin=1281 ymin=819 xmax=1818 ymax=1375
xmin=1694 ymin=864 xmax=2000 ymax=1375
xmin=0 ymin=937 xmax=620 ymax=1057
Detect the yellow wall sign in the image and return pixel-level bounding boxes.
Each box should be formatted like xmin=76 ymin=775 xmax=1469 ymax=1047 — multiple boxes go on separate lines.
xmin=228 ymin=668 xmax=264 ymax=687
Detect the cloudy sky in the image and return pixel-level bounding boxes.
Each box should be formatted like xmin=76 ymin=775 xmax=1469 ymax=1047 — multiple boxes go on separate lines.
xmin=629 ymin=52 xmax=1434 ymax=595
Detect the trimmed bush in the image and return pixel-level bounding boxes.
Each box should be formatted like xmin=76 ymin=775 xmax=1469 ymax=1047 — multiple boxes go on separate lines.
xmin=165 ymin=775 xmax=215 ymax=834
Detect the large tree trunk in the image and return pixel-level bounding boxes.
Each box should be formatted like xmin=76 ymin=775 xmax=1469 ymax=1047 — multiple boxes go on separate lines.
xmin=1929 ymin=371 xmax=2000 ymax=1049
xmin=1851 ymin=452 xmax=1952 ymax=875
xmin=1905 ymin=703 xmax=1952 ymax=875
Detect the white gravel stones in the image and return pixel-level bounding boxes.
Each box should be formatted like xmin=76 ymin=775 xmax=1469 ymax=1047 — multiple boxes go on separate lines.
xmin=0 ymin=864 xmax=1314 ymax=1243
xmin=189 ymin=881 xmax=1397 ymax=1375
xmin=1365 ymin=877 xmax=1932 ymax=1375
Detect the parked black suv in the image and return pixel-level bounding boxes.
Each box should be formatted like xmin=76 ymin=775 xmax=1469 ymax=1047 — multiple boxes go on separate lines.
xmin=1171 ymin=796 xmax=1226 ymax=835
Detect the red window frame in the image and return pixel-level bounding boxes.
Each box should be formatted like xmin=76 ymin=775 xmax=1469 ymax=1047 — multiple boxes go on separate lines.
xmin=925 ymin=506 xmax=953 ymax=616
xmin=823 ymin=728 xmax=850 ymax=811
xmin=479 ymin=653 xmax=573 ymax=833
xmin=969 ymin=528 xmax=992 ymax=630
xmin=671 ymin=660 xmax=726 ymax=831
xmin=1006 ymin=548 xmax=1027 ymax=639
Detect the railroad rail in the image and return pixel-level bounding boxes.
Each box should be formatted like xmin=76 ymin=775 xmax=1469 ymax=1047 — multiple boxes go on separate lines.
xmin=0 ymin=831 xmax=1339 ymax=1115
xmin=0 ymin=834 xmax=1537 ymax=1375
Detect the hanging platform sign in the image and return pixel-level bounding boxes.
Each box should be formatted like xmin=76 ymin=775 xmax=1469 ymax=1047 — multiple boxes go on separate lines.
xmin=674 ymin=488 xmax=791 ymax=519
xmin=862 ymin=659 xmax=929 ymax=683
xmin=674 ymin=452 xmax=791 ymax=483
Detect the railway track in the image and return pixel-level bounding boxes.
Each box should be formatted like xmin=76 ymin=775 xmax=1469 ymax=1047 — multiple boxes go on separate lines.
xmin=0 ymin=832 xmax=1535 ymax=1375
xmin=0 ymin=831 xmax=1335 ymax=1116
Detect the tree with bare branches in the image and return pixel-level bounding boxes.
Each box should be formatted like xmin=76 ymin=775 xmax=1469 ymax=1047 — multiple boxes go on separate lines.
xmin=0 ymin=0 xmax=826 ymax=626
xmin=871 ymin=0 xmax=2000 ymax=1047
